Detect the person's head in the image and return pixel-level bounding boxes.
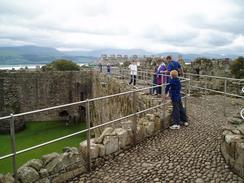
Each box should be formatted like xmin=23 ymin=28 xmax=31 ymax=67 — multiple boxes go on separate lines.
xmin=166 ymin=55 xmax=172 ymax=62
xmin=132 ymin=60 xmax=136 ymax=65
xmin=170 ymin=70 xmax=178 ymax=78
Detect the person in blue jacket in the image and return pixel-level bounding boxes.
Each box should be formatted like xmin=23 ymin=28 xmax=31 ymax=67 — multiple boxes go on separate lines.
xmin=166 ymin=55 xmax=183 ymax=77
xmin=165 ymin=70 xmax=188 ymax=129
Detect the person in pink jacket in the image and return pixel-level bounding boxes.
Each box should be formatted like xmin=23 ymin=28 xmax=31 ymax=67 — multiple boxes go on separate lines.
xmin=156 ymin=59 xmax=167 ymax=95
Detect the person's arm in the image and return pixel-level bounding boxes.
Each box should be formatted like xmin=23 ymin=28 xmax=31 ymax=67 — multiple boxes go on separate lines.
xmin=167 ymin=64 xmax=172 ymax=74
xmin=177 ymin=62 xmax=183 ymax=75
xmin=165 ymin=81 xmax=171 ymax=95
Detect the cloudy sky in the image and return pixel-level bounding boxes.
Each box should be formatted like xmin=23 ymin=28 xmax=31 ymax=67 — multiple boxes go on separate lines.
xmin=0 ymin=0 xmax=244 ymax=54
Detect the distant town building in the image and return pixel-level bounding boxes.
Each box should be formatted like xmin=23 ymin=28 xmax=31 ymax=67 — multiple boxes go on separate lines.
xmin=101 ymin=54 xmax=108 ymax=59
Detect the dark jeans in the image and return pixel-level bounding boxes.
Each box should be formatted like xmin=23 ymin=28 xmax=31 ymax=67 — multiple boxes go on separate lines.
xmin=157 ymin=86 xmax=162 ymax=95
xmin=172 ymin=100 xmax=187 ymax=125
xmin=150 ymin=78 xmax=157 ymax=94
xmin=129 ymin=75 xmax=136 ymax=85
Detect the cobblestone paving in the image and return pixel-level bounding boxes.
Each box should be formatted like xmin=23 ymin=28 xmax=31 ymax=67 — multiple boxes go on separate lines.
xmin=76 ymin=96 xmax=244 ymax=183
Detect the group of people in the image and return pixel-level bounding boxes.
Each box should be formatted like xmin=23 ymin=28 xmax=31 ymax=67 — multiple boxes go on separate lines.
xmin=128 ymin=56 xmax=188 ymax=130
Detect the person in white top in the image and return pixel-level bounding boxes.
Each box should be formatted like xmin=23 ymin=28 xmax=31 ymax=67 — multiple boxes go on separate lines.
xmin=128 ymin=60 xmax=137 ymax=86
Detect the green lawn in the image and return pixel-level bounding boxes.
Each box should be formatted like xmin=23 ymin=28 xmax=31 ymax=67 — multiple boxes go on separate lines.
xmin=0 ymin=120 xmax=86 ymax=174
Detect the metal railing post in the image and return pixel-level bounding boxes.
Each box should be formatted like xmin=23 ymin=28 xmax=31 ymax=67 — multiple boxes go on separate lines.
xmin=224 ymin=79 xmax=227 ymax=116
xmin=189 ymin=75 xmax=191 ymax=96
xmin=162 ymin=88 xmax=166 ymax=130
xmin=85 ymin=99 xmax=91 ymax=172
xmin=184 ymin=80 xmax=188 ymax=113
xmin=204 ymin=77 xmax=207 ymax=98
xmin=10 ymin=113 xmax=17 ymax=180
xmin=145 ymin=70 xmax=147 ymax=85
xmin=132 ymin=91 xmax=137 ymax=145
xmin=161 ymin=74 xmax=164 ymax=96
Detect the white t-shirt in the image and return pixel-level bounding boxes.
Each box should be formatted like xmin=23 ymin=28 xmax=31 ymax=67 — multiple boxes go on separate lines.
xmin=129 ymin=64 xmax=137 ymax=75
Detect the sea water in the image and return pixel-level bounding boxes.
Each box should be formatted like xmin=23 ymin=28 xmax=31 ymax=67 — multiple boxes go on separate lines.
xmin=0 ymin=63 xmax=86 ymax=70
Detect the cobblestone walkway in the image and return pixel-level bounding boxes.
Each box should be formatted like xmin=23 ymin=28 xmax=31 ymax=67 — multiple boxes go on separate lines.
xmin=76 ymin=96 xmax=244 ymax=183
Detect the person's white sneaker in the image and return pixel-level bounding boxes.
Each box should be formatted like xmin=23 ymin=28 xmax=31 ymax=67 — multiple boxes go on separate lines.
xmin=184 ymin=122 xmax=189 ymax=126
xmin=170 ymin=125 xmax=180 ymax=129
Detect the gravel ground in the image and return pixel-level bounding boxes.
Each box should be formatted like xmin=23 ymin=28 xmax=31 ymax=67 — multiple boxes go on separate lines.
xmin=74 ymin=95 xmax=244 ymax=183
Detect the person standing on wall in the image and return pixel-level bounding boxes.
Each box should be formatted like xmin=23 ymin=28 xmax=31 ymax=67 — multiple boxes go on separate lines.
xmin=98 ymin=62 xmax=103 ymax=73
xmin=107 ymin=63 xmax=111 ymax=75
xmin=151 ymin=61 xmax=159 ymax=95
xmin=165 ymin=70 xmax=188 ymax=129
xmin=156 ymin=58 xmax=167 ymax=95
xmin=128 ymin=60 xmax=137 ymax=86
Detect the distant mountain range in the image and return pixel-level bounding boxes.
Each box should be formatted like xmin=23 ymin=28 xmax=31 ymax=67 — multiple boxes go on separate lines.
xmin=0 ymin=46 xmax=97 ymax=65
xmin=0 ymin=45 xmax=242 ymax=65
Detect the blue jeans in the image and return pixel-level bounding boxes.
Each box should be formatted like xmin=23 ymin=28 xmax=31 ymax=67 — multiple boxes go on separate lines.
xmin=172 ymin=100 xmax=187 ymax=125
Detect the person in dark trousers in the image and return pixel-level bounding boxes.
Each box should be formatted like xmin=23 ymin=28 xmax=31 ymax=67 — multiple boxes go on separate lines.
xmin=165 ymin=70 xmax=188 ymax=129
xmin=128 ymin=60 xmax=137 ymax=86
xmin=107 ymin=63 xmax=111 ymax=75
xmin=98 ymin=63 xmax=103 ymax=73
xmin=156 ymin=59 xmax=167 ymax=95
xmin=151 ymin=62 xmax=159 ymax=95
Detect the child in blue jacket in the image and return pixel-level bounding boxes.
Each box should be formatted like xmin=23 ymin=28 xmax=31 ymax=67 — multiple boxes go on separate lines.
xmin=165 ymin=70 xmax=188 ymax=129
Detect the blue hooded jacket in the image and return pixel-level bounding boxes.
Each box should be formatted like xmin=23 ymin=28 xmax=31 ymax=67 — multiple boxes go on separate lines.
xmin=165 ymin=78 xmax=181 ymax=102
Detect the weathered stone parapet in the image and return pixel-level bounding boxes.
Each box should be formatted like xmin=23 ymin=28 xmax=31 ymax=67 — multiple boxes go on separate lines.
xmin=221 ymin=115 xmax=244 ymax=179
xmin=14 ymin=147 xmax=86 ymax=183
xmin=0 ymin=71 xmax=92 ymax=123
xmin=1 ymin=111 xmax=171 ymax=182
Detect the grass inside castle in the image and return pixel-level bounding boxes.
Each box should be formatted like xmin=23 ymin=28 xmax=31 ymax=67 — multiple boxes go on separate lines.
xmin=0 ymin=120 xmax=86 ymax=173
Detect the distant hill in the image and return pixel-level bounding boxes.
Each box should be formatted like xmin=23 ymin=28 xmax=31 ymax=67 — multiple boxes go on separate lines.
xmin=0 ymin=46 xmax=97 ymax=65
xmin=0 ymin=46 xmax=242 ymax=65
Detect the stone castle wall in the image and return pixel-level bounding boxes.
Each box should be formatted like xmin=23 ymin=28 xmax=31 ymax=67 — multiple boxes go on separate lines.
xmin=0 ymin=72 xmax=172 ymax=183
xmin=0 ymin=71 xmax=92 ymax=122
xmin=90 ymin=72 xmax=165 ymax=137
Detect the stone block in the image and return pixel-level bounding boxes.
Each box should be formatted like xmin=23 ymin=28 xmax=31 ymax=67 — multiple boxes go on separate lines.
xmin=45 ymin=156 xmax=64 ymax=175
xmin=79 ymin=139 xmax=99 ymax=159
xmin=72 ymin=166 xmax=87 ymax=177
xmin=136 ymin=125 xmax=145 ymax=141
xmin=236 ymin=142 xmax=244 ymax=162
xmin=95 ymin=127 xmax=114 ymax=144
xmin=23 ymin=159 xmax=43 ymax=171
xmin=114 ymin=128 xmax=128 ymax=148
xmin=0 ymin=173 xmax=14 ymax=183
xmin=63 ymin=147 xmax=79 ymax=154
xmin=146 ymin=114 xmax=155 ymax=121
xmin=60 ymin=151 xmax=83 ymax=169
xmin=39 ymin=168 xmax=49 ymax=178
xmin=103 ymin=135 xmax=119 ymax=155
xmin=42 ymin=152 xmax=59 ymax=166
xmin=51 ymin=170 xmax=73 ymax=183
xmin=154 ymin=115 xmax=161 ymax=131
xmin=36 ymin=178 xmax=51 ymax=183
xmin=141 ymin=120 xmax=154 ymax=136
xmin=121 ymin=120 xmax=133 ymax=130
xmin=17 ymin=166 xmax=40 ymax=183
xmin=97 ymin=144 xmax=105 ymax=157
xmin=225 ymin=134 xmax=242 ymax=144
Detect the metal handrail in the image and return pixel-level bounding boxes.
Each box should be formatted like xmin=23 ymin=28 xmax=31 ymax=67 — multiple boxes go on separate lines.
xmin=0 ymin=76 xmax=188 ymax=160
xmin=185 ymin=73 xmax=244 ymax=81
xmin=1 ymin=66 xmax=242 ymax=179
xmin=0 ymin=82 xmax=176 ymax=120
